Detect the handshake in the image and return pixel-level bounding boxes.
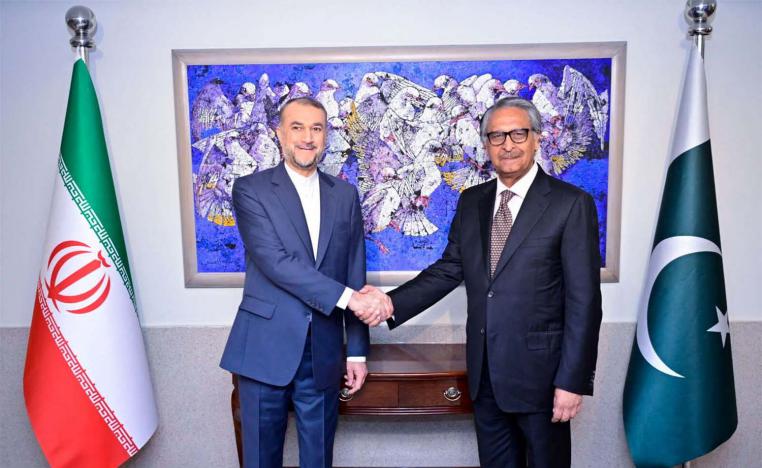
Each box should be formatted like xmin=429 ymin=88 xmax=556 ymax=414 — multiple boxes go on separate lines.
xmin=348 ymin=285 xmax=393 ymax=327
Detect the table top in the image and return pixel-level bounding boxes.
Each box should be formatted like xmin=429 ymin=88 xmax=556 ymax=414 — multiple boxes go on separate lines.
xmin=362 ymin=343 xmax=467 ymax=378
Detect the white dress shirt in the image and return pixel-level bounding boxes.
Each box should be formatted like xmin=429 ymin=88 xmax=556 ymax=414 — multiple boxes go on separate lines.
xmin=284 ymin=164 xmax=364 ymax=361
xmin=493 ymin=163 xmax=538 ymax=219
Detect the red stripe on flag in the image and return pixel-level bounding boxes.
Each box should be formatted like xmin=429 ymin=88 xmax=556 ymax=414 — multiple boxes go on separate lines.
xmin=23 ymin=284 xmax=132 ymax=468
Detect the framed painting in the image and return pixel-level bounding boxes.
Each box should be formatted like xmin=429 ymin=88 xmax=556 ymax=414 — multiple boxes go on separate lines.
xmin=173 ymin=43 xmax=625 ymax=287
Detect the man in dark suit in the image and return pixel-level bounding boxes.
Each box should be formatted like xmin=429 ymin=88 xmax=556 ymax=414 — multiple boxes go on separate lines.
xmin=220 ymin=97 xmax=391 ymax=468
xmin=370 ymin=98 xmax=602 ymax=467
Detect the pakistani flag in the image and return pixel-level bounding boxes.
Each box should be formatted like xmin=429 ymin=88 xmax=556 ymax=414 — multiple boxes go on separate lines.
xmin=23 ymin=60 xmax=158 ymax=467
xmin=623 ymin=45 xmax=737 ymax=467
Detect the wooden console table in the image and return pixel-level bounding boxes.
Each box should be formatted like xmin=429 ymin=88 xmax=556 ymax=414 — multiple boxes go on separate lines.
xmin=231 ymin=343 xmax=470 ymax=463
xmin=338 ymin=343 xmax=471 ymax=415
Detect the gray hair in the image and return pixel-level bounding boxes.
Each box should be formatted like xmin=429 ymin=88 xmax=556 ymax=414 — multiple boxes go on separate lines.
xmin=479 ymin=97 xmax=543 ymax=139
xmin=278 ymin=96 xmax=327 ymax=124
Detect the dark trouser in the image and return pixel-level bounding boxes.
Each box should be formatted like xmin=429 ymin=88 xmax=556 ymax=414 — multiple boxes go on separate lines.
xmin=473 ymin=357 xmax=571 ymax=468
xmin=237 ymin=332 xmax=339 ymax=468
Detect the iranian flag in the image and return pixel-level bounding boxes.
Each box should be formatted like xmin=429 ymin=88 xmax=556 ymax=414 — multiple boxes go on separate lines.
xmin=622 ymin=44 xmax=737 ymax=467
xmin=23 ymin=60 xmax=158 ymax=467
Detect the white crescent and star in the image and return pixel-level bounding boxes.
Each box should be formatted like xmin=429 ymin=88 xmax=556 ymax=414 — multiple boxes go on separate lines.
xmin=636 ymin=235 xmax=724 ymax=379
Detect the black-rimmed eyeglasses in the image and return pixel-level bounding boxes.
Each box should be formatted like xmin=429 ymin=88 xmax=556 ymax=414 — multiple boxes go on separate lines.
xmin=486 ymin=129 xmax=531 ymax=146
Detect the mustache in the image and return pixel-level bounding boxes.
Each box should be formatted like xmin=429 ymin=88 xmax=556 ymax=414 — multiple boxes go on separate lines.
xmin=497 ymin=149 xmax=523 ymax=158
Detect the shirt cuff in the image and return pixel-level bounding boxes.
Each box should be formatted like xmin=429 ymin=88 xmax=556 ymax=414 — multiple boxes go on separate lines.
xmin=346 ymin=356 xmax=366 ymax=362
xmin=337 ymin=287 xmax=354 ymax=310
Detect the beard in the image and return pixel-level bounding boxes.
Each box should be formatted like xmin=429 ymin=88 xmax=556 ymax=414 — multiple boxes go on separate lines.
xmin=284 ymin=146 xmax=322 ymax=171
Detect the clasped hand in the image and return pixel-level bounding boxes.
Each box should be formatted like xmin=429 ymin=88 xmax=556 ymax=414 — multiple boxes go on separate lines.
xmin=348 ymin=285 xmax=393 ymax=327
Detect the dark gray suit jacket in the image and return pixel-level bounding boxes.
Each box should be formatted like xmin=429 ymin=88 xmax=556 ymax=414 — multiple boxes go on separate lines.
xmin=389 ymin=167 xmax=602 ymax=412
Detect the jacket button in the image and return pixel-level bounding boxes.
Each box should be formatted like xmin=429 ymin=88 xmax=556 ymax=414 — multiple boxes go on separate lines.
xmin=480 ymin=328 xmax=485 ymax=335
xmin=487 ymin=291 xmax=494 ymax=298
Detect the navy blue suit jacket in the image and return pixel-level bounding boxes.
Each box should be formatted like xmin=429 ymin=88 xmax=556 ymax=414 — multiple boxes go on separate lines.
xmin=220 ymin=162 xmax=369 ymax=390
xmin=389 ymin=167 xmax=602 ymax=412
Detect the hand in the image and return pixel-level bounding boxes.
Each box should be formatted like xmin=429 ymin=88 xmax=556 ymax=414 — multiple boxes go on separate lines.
xmin=347 ymin=287 xmax=382 ymax=321
xmin=359 ymin=285 xmax=393 ymax=326
xmin=348 ymin=285 xmax=393 ymax=327
xmin=551 ymin=388 xmax=583 ymax=423
xmin=344 ymin=361 xmax=368 ymax=394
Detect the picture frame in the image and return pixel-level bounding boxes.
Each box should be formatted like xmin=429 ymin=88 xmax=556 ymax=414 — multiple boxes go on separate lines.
xmin=172 ymin=42 xmax=625 ymax=287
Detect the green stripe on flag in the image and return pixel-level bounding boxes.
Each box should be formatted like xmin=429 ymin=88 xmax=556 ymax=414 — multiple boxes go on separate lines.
xmin=59 ymin=60 xmax=133 ymax=290
xmin=654 ymin=140 xmax=721 ymax=247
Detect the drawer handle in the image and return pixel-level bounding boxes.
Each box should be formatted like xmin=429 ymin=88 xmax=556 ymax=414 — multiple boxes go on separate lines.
xmin=339 ymin=387 xmax=353 ymax=402
xmin=443 ymin=386 xmax=462 ymax=402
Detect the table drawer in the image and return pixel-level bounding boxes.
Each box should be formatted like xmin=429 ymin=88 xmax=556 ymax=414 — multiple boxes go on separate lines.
xmin=340 ymin=380 xmax=398 ymax=408
xmin=339 ymin=376 xmax=472 ymax=415
xmin=398 ymin=378 xmax=466 ymax=407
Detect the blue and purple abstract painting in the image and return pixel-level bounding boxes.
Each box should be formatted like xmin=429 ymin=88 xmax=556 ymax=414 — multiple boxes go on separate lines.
xmin=186 ymin=57 xmax=612 ymax=274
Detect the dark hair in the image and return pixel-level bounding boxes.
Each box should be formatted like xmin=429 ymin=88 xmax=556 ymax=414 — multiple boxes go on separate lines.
xmin=278 ymin=96 xmax=327 ymax=124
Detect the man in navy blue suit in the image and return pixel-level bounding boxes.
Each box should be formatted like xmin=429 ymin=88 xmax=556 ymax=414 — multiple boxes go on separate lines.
xmin=359 ymin=98 xmax=602 ymax=467
xmin=221 ymin=97 xmax=391 ymax=468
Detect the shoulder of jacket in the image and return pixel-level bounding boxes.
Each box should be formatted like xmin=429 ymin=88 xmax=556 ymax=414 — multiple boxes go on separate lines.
xmin=236 ymin=167 xmax=275 ymax=188
xmin=545 ymin=174 xmax=592 ymax=201
xmin=460 ymin=179 xmax=495 ymax=201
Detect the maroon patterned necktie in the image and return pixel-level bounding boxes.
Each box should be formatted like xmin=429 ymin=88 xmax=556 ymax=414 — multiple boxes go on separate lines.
xmin=490 ymin=190 xmax=514 ymax=277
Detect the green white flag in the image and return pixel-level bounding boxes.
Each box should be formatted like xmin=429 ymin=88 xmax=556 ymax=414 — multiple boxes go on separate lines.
xmin=623 ymin=45 xmax=737 ymax=467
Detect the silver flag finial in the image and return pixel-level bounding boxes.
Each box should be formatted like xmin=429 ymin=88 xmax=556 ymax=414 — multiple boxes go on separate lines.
xmin=66 ymin=6 xmax=96 ymax=63
xmin=685 ymin=0 xmax=717 ymax=37
xmin=685 ymin=0 xmax=716 ymax=58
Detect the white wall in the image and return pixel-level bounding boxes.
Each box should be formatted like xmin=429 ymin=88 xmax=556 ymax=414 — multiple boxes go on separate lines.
xmin=2 ymin=0 xmax=760 ymax=327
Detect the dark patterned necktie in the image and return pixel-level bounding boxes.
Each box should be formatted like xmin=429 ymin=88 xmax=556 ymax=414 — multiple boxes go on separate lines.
xmin=490 ymin=190 xmax=515 ymax=277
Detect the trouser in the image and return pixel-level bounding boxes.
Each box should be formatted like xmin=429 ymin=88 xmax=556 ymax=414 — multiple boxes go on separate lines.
xmin=473 ymin=350 xmax=571 ymax=468
xmin=237 ymin=331 xmax=339 ymax=468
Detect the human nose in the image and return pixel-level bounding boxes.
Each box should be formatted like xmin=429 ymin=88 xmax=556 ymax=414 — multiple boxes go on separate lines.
xmin=500 ymin=134 xmax=516 ymax=150
xmin=303 ymin=128 xmax=316 ymax=143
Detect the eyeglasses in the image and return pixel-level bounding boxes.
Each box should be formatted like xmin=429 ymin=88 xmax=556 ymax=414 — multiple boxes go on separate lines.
xmin=486 ymin=128 xmax=531 ymax=146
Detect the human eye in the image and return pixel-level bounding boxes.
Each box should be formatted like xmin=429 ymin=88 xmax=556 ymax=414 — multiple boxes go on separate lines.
xmin=487 ymin=131 xmax=506 ymax=145
xmin=509 ymin=129 xmax=529 ymax=142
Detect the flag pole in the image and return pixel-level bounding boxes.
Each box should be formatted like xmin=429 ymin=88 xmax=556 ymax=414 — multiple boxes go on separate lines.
xmin=680 ymin=3 xmax=717 ymax=468
xmin=685 ymin=0 xmax=717 ymax=59
xmin=65 ymin=5 xmax=96 ymax=65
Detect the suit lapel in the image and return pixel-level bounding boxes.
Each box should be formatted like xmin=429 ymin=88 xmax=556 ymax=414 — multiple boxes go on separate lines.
xmin=478 ymin=180 xmax=497 ymax=279
xmin=490 ymin=169 xmax=551 ymax=281
xmin=271 ymin=163 xmax=314 ymax=259
xmin=314 ymin=172 xmax=335 ymax=269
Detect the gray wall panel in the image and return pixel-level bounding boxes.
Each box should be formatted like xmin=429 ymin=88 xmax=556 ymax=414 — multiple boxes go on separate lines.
xmin=2 ymin=323 xmax=760 ymax=467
